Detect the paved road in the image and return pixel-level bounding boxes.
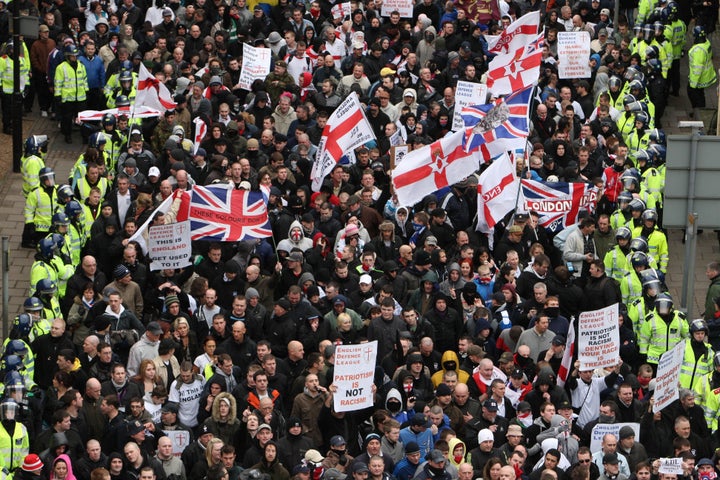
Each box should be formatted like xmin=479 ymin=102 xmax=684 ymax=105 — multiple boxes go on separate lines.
xmin=0 ymin=47 xmax=718 ymax=329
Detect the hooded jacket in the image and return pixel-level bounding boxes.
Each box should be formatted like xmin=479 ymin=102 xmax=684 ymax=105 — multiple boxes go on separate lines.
xmin=447 ymin=437 xmax=468 ymax=468
xmin=431 ymin=350 xmax=470 ymax=386
xmin=50 ymin=454 xmax=78 ymax=480
xmin=204 ymin=392 xmax=241 ymax=446
xmin=277 ymin=220 xmax=314 ymax=252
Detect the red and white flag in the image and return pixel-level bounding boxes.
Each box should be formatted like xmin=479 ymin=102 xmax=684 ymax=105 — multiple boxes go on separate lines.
xmin=476 ymin=152 xmax=520 ymax=233
xmin=78 ymin=105 xmax=161 ymax=122
xmin=392 ymin=130 xmax=480 ymax=207
xmin=135 ymin=62 xmax=176 ymax=112
xmin=557 ymin=321 xmax=576 ymax=387
xmin=486 ymin=11 xmax=540 ymax=54
xmin=486 ymin=32 xmax=544 ymax=96
xmin=311 ymin=92 xmax=376 ymax=191
xmin=193 ymin=117 xmax=207 ymax=154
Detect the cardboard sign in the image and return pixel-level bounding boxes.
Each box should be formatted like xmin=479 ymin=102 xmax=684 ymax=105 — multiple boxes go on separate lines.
xmin=239 ymin=43 xmax=272 ymax=90
xmin=590 ymin=422 xmax=640 ymax=453
xmin=148 ymin=221 xmax=192 ymax=271
xmin=164 ymin=429 xmax=193 ymax=457
xmin=658 ymin=458 xmax=684 ymax=475
xmin=392 ymin=144 xmax=409 ymax=168
xmin=578 ymin=303 xmax=620 ymax=370
xmin=380 ymin=0 xmax=413 ymax=17
xmin=557 ymin=31 xmax=591 ymax=79
xmin=453 ymin=81 xmax=488 ymax=132
xmin=653 ymin=341 xmax=686 ymax=413
xmin=333 ymin=341 xmax=378 ymax=412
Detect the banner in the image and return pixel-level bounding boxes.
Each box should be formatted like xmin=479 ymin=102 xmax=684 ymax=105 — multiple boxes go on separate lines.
xmin=392 ymin=129 xmax=480 ymax=207
xmin=311 ymin=92 xmax=375 ymax=191
xmin=78 ymin=106 xmax=161 ymax=122
xmin=658 ymin=459 xmax=684 ymax=475
xmin=163 ymin=429 xmax=193 ymax=457
xmin=333 ymin=341 xmax=378 ymax=412
xmin=653 ymin=341 xmax=686 ymax=413
xmin=239 ymin=43 xmax=272 ymax=90
xmin=148 ymin=221 xmax=192 ymax=271
xmin=578 ymin=303 xmax=620 ymax=370
xmin=128 ymin=194 xmax=175 ymax=254
xmin=520 ymin=180 xmax=599 ymax=233
xmin=453 ymin=81 xmax=488 ymax=132
xmin=558 ymin=31 xmax=591 ymax=79
xmin=380 ymin=0 xmax=413 ymax=17
xmin=476 ymin=153 xmax=520 ymax=233
xmin=193 ymin=117 xmax=207 ymax=155
xmin=590 ymin=423 xmax=640 ymax=452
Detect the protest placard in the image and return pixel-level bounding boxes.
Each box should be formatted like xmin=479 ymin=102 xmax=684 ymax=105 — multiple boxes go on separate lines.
xmin=453 ymin=81 xmax=488 ymax=132
xmin=557 ymin=31 xmax=591 ymax=79
xmin=392 ymin=145 xmax=409 ymax=168
xmin=659 ymin=458 xmax=684 ymax=475
xmin=333 ymin=341 xmax=378 ymax=412
xmin=164 ymin=430 xmax=193 ymax=456
xmin=381 ymin=0 xmax=413 ymax=17
xmin=653 ymin=340 xmax=686 ymax=413
xmin=149 ymin=221 xmax=192 ymax=271
xmin=239 ymin=44 xmax=272 ymax=90
xmin=590 ymin=423 xmax=640 ymax=452
xmin=331 ymin=2 xmax=351 ymax=19
xmin=578 ymin=303 xmax=620 ymax=370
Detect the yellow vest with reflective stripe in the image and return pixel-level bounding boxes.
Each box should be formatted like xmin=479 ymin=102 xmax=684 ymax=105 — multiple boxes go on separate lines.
xmin=638 ymin=309 xmax=688 ymax=364
xmin=0 ymin=421 xmax=28 ymax=471
xmin=54 ymin=61 xmax=88 ymax=102
xmin=679 ymin=338 xmax=714 ymax=391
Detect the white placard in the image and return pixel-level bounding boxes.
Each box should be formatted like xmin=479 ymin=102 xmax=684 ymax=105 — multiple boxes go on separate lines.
xmin=659 ymin=458 xmax=684 ymax=475
xmin=239 ymin=43 xmax=272 ymax=90
xmin=331 ymin=2 xmax=351 ymax=19
xmin=578 ymin=303 xmax=620 ymax=370
xmin=333 ymin=341 xmax=378 ymax=412
xmin=380 ymin=0 xmax=413 ymax=17
xmin=393 ymin=145 xmax=409 ymax=167
xmin=589 ymin=422 xmax=640 ymax=453
xmin=163 ymin=429 xmax=193 ymax=457
xmin=148 ymin=221 xmax=192 ymax=271
xmin=452 ymin=81 xmax=488 ymax=132
xmin=557 ymin=31 xmax=591 ymax=79
xmin=653 ymin=340 xmax=686 ymax=413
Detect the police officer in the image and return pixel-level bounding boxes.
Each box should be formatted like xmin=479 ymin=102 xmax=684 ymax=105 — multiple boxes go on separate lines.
xmin=0 ymin=398 xmax=29 ymax=472
xmin=688 ymin=26 xmax=717 ymax=120
xmin=639 ymin=293 xmax=688 ymax=371
xmin=21 ymin=136 xmax=48 ymax=198
xmin=22 ymin=167 xmax=58 ymax=249
xmin=54 ymin=44 xmax=88 ymax=144
xmin=680 ymin=319 xmax=714 ymax=391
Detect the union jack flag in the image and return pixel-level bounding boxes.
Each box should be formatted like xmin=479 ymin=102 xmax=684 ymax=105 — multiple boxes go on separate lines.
xmin=520 ymin=180 xmax=600 ymax=234
xmin=461 ymin=85 xmax=533 ymax=158
xmin=176 ymin=185 xmax=272 ymax=241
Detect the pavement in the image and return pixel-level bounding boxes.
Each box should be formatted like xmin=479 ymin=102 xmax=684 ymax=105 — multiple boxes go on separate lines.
xmin=0 ymin=38 xmax=719 ymax=331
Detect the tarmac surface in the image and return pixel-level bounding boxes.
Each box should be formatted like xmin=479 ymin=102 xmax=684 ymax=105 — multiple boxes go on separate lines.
xmin=1 ymin=34 xmax=719 ymax=330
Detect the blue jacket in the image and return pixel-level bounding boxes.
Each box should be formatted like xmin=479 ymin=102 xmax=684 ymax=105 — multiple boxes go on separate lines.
xmin=79 ymin=54 xmax=105 ymax=89
xmin=399 ymin=425 xmax=434 ymax=459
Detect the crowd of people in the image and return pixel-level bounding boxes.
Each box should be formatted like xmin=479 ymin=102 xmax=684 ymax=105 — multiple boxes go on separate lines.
xmin=6 ymin=2 xmax=720 ymax=480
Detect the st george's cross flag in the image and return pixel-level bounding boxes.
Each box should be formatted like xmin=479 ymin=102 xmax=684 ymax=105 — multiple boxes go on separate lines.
xmin=556 ymin=321 xmax=576 ymax=387
xmin=461 ymin=85 xmax=533 ymax=157
xmin=486 ymin=11 xmax=540 ymax=54
xmin=392 ymin=130 xmax=480 ymax=207
xmin=135 ymin=62 xmax=176 ymax=112
xmin=476 ymin=153 xmax=521 ymax=233
xmin=311 ymin=92 xmax=376 ymax=191
xmin=520 ymin=180 xmax=600 ymax=233
xmin=486 ymin=32 xmax=544 ymax=96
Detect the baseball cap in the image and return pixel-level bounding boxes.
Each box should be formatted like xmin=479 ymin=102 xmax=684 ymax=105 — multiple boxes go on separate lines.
xmin=148 ymin=166 xmax=161 ymax=177
xmin=330 ymin=435 xmax=346 ymax=447
xmin=305 ymin=450 xmax=324 ymax=463
xmin=483 ymin=399 xmax=499 ymax=412
xmin=161 ymin=401 xmax=179 ymax=414
xmin=557 ymin=400 xmax=573 ymax=410
xmin=352 ymin=463 xmax=369 ymax=474
xmin=552 ymin=335 xmax=566 ymax=346
xmin=602 ymin=453 xmax=619 ymax=465
xmin=429 ymin=449 xmax=446 ymax=463
xmin=411 ymin=414 xmax=431 ymax=427
xmin=425 ymin=235 xmax=438 ymax=246
xmin=516 ymin=401 xmax=531 ymax=412
xmin=258 ymin=423 xmax=272 ymax=432
xmin=359 ymin=274 xmax=373 ymax=285
xmin=146 ymin=321 xmax=163 ymax=335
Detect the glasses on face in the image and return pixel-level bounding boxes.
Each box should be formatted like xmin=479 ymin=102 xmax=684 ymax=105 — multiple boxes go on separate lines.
xmin=578 ymin=459 xmax=591 ymax=464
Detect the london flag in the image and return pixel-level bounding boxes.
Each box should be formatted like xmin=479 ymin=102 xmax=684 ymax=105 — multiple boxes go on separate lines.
xmin=520 ymin=180 xmax=600 ymax=233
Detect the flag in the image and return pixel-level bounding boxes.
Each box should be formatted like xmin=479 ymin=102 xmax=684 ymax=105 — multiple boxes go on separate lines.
xmin=476 ymin=153 xmax=520 ymax=233
xmin=461 ymin=85 xmax=533 ymax=157
xmin=520 ymin=180 xmax=600 ymax=233
xmin=557 ymin=321 xmax=576 ymax=387
xmin=486 ymin=11 xmax=540 ymax=54
xmin=193 ymin=117 xmax=207 ymax=154
xmin=176 ymin=185 xmax=272 ymax=241
xmin=311 ymin=92 xmax=376 ymax=191
xmin=135 ymin=62 xmax=176 ymax=112
xmin=78 ymin=106 xmax=161 ymax=122
xmin=486 ymin=32 xmax=544 ymax=96
xmin=392 ymin=130 xmax=480 ymax=207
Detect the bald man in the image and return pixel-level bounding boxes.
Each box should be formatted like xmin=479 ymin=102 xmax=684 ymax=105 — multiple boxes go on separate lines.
xmin=499 ymin=466 xmax=516 ymax=480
